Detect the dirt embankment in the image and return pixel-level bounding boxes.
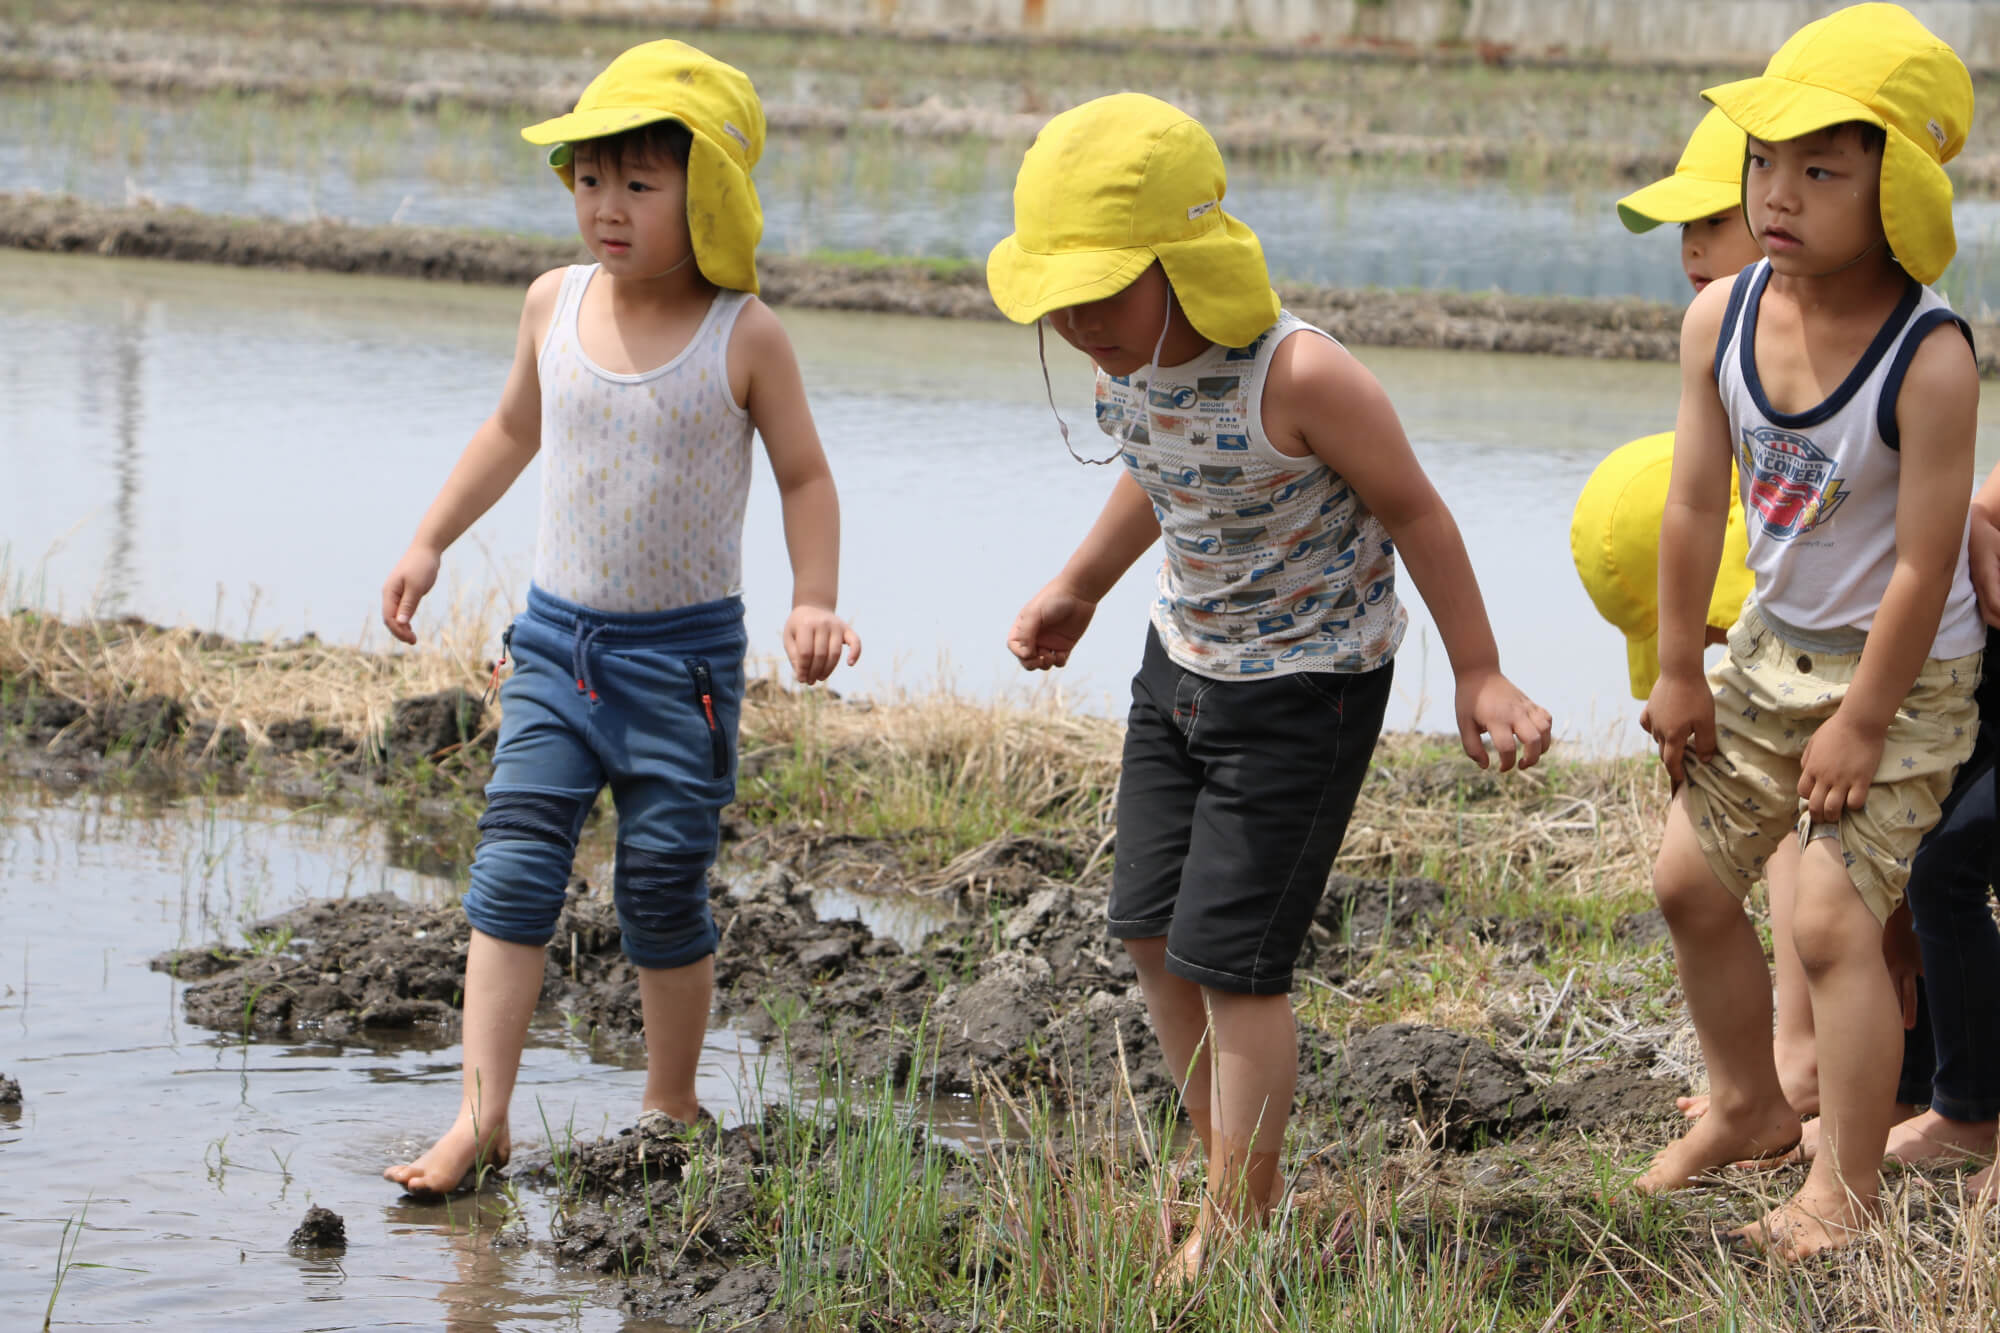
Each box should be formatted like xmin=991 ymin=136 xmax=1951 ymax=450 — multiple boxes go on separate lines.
xmin=2 ymin=191 xmax=1730 ymax=366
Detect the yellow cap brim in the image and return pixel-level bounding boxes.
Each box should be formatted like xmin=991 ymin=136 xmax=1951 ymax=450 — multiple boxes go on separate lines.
xmin=520 ymin=106 xmax=679 ymax=147
xmin=985 ymin=239 xmax=1158 ymax=328
xmin=1615 ymin=177 xmax=1742 ymax=233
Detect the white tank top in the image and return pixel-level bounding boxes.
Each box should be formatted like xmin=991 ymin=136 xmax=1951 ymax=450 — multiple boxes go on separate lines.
xmin=532 ymin=264 xmax=755 ymax=613
xmin=1096 ymin=310 xmax=1407 ymax=679
xmin=1714 ymin=261 xmax=1983 ymax=659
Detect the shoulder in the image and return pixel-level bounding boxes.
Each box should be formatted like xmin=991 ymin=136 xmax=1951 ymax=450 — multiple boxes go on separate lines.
xmin=727 ymin=294 xmax=787 ymax=345
xmin=1263 ymin=323 xmax=1374 ymax=410
xmin=1894 ymin=313 xmax=1978 ymax=432
xmin=520 ymin=265 xmax=569 ymax=341
xmin=1678 ymin=274 xmax=1737 ymax=365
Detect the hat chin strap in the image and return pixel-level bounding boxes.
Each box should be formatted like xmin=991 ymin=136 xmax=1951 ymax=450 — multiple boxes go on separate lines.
xmin=1040 ymin=286 xmax=1177 ymax=467
xmin=1804 ymin=234 xmax=1888 ymax=280
xmin=627 ymin=247 xmax=698 ymax=282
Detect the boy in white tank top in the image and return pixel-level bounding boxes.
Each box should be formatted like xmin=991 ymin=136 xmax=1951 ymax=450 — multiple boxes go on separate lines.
xmin=376 ymin=42 xmax=859 ymax=1197
xmin=1639 ymin=4 xmax=1984 ymax=1260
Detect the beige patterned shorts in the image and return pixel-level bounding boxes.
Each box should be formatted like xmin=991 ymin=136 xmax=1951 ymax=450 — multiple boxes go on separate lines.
xmin=1683 ymin=605 xmax=1981 ymax=924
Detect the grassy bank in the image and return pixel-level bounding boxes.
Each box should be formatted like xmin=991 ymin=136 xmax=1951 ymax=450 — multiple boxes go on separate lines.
xmin=11 ymin=606 xmax=2000 ymax=1329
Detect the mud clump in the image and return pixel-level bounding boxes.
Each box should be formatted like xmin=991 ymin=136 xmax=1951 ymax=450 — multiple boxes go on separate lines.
xmin=1313 ymin=1023 xmax=1539 ymax=1149
xmin=385 ymin=689 xmax=486 ymax=763
xmin=288 ymin=1205 xmax=347 ymax=1251
xmin=1537 ymin=1057 xmax=1681 ymax=1129
xmin=0 ymin=1073 xmax=20 ymax=1106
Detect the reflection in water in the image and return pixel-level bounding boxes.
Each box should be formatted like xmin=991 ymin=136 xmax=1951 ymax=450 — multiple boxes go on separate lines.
xmin=101 ymin=297 xmax=144 ymax=617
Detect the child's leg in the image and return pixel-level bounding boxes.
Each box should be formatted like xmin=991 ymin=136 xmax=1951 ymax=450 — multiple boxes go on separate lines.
xmin=1124 ymin=936 xmax=1212 ymax=1149
xmin=1738 ymin=837 xmax=1901 ymax=1257
xmin=1766 ymin=839 xmax=1820 ymax=1114
xmin=387 ymin=608 xmax=603 ymax=1194
xmin=1636 ymin=798 xmax=1798 ymax=1193
xmin=384 ymin=930 xmax=545 ymax=1193
xmin=1889 ymin=752 xmax=2000 ymax=1165
xmin=1205 ymin=989 xmax=1295 ymax=1223
xmin=637 ymin=954 xmax=715 ymax=1122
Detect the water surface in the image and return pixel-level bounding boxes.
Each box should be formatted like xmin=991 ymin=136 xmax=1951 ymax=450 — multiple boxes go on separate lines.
xmin=8 ymin=250 xmax=1999 ymax=748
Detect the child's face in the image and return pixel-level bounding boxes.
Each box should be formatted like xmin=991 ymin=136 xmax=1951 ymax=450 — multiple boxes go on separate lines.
xmin=1046 ymin=263 xmax=1184 ymax=377
xmin=1743 ymin=128 xmax=1887 ymax=278
xmin=1679 ymin=207 xmax=1762 ymax=295
xmin=570 ymin=142 xmax=695 ymax=279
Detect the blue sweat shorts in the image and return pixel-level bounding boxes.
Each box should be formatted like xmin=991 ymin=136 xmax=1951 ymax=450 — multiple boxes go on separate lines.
xmin=461 ymin=584 xmax=747 ymax=969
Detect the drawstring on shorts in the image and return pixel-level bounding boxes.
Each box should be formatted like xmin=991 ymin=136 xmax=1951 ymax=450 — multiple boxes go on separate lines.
xmin=572 ymin=622 xmax=607 ymax=705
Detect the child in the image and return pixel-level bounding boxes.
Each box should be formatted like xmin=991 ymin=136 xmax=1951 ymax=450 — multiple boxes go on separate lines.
xmin=378 ymin=40 xmax=859 ymax=1195
xmin=987 ymin=93 xmax=1552 ymax=1278
xmin=1640 ymin=4 xmax=1983 ymax=1258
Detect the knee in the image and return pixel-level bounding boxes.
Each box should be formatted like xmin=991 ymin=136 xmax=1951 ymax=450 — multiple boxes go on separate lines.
xmin=464 ymin=790 xmax=586 ymax=943
xmin=1652 ymin=854 xmax=1737 ymax=933
xmin=1123 ymin=935 xmax=1169 ymax=978
xmin=1790 ymin=892 xmax=1873 ymax=979
xmin=614 ymin=844 xmax=716 ymax=969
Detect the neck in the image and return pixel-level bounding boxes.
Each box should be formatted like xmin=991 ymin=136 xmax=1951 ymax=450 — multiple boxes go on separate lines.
xmin=1154 ymin=314 xmax=1217 ymax=369
xmin=602 ymin=255 xmax=713 ymax=310
xmin=1765 ymin=244 xmax=1905 ymax=313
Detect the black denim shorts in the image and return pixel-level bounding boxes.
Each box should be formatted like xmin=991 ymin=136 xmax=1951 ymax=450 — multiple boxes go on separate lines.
xmin=1108 ymin=625 xmax=1393 ymax=995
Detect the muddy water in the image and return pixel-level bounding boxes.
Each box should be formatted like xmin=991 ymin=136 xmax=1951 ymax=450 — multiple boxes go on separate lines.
xmin=8 ymin=250 xmax=2000 ymax=747
xmin=27 ymin=81 xmax=2000 ymax=309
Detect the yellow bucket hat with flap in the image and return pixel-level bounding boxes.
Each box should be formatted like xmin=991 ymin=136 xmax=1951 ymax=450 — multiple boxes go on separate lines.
xmin=521 ymin=40 xmax=766 ymax=294
xmin=1700 ymin=1 xmax=1971 ymax=285
xmin=1570 ymin=434 xmax=1755 ymax=701
xmin=1616 ymin=108 xmax=1747 ymax=233
xmin=987 ymin=93 xmax=1280 ymax=349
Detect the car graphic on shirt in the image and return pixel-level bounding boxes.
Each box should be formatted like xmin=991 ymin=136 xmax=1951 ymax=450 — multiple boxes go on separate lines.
xmin=1737 ymin=424 xmax=1849 ymax=540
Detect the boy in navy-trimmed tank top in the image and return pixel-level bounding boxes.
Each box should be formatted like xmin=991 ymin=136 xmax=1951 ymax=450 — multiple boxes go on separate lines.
xmin=377 ymin=41 xmax=859 ymax=1197
xmin=1639 ymin=4 xmax=1984 ymax=1259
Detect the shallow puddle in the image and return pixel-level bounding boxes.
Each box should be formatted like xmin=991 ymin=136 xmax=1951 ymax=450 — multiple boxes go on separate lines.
xmin=0 ymin=787 xmax=786 ymax=1330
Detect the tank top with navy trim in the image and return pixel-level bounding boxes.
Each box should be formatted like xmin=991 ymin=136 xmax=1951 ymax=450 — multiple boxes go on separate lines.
xmin=1095 ymin=309 xmax=1407 ymax=680
xmin=1713 ymin=260 xmax=1983 ymax=659
xmin=532 ymin=264 xmax=755 ymax=614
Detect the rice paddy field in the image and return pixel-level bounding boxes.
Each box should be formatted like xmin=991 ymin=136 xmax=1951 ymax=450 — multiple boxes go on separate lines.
xmin=7 ymin=3 xmax=2000 ymax=1329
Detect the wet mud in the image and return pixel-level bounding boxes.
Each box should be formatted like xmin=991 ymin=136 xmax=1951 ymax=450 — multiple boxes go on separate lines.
xmin=287 ymin=1205 xmax=348 ymax=1252
xmin=0 ymin=1073 xmax=20 ymax=1107
xmin=0 ymin=192 xmax=1782 ymax=369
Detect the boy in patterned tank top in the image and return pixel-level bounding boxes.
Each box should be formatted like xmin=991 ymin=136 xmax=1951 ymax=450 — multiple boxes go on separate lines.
xmin=987 ymin=93 xmax=1552 ymax=1280
xmin=1639 ymin=4 xmax=1984 ymax=1259
xmin=377 ymin=41 xmax=859 ymax=1196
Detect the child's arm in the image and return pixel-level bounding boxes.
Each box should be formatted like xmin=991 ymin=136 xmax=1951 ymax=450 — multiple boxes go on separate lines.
xmin=1649 ymin=281 xmax=1738 ymax=782
xmin=1009 ymin=472 xmax=1160 ymax=671
xmin=381 ymin=269 xmax=562 ymax=643
xmin=1798 ymin=326 xmax=1978 ymax=823
xmin=732 ymin=300 xmax=861 ymax=686
xmin=1263 ymin=337 xmax=1550 ymax=770
xmin=1969 ymin=461 xmax=2000 ymax=627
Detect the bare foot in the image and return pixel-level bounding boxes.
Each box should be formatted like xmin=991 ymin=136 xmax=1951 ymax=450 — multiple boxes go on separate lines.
xmin=1677 ymin=1093 xmax=1710 ymax=1121
xmin=1634 ymin=1105 xmax=1799 ymax=1195
xmin=1734 ymin=1115 xmax=1821 ymax=1170
xmin=1967 ymin=1161 xmax=1998 ymax=1205
xmin=1883 ymin=1111 xmax=1997 ymax=1169
xmin=384 ymin=1114 xmax=512 ymax=1197
xmin=1732 ymin=1189 xmax=1870 ymax=1261
xmin=1155 ymin=1220 xmax=1208 ymax=1291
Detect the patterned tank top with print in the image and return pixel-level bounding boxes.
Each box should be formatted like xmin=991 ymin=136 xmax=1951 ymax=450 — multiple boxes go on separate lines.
xmin=1714 ymin=260 xmax=1983 ymax=658
xmin=533 ymin=264 xmax=755 ymax=614
xmin=1096 ymin=309 xmax=1407 ymax=679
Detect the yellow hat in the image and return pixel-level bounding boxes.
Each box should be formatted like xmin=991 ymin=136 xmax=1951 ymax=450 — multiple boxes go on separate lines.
xmin=1701 ymin=2 xmax=1971 ymax=285
xmin=986 ymin=94 xmax=1280 ymax=349
xmin=1570 ymin=433 xmax=1756 ymax=700
xmin=521 ymin=40 xmax=765 ymax=294
xmin=1616 ymin=108 xmax=1748 ymax=233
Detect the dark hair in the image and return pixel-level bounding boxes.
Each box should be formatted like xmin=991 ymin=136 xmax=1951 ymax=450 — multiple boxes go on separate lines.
xmin=573 ymin=119 xmax=694 ymax=176
xmin=1828 ymin=120 xmax=1888 ymax=154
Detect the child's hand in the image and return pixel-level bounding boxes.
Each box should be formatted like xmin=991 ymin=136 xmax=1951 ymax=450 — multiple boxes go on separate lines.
xmin=1971 ymin=504 xmax=2000 ymax=627
xmin=1645 ymin=669 xmax=1715 ymax=785
xmin=1008 ymin=582 xmax=1096 ymax=671
xmin=381 ymin=546 xmax=442 ymax=645
xmin=784 ymin=606 xmax=861 ymax=686
xmin=1797 ymin=707 xmax=1884 ymax=825
xmin=1454 ymin=669 xmax=1552 ymax=771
